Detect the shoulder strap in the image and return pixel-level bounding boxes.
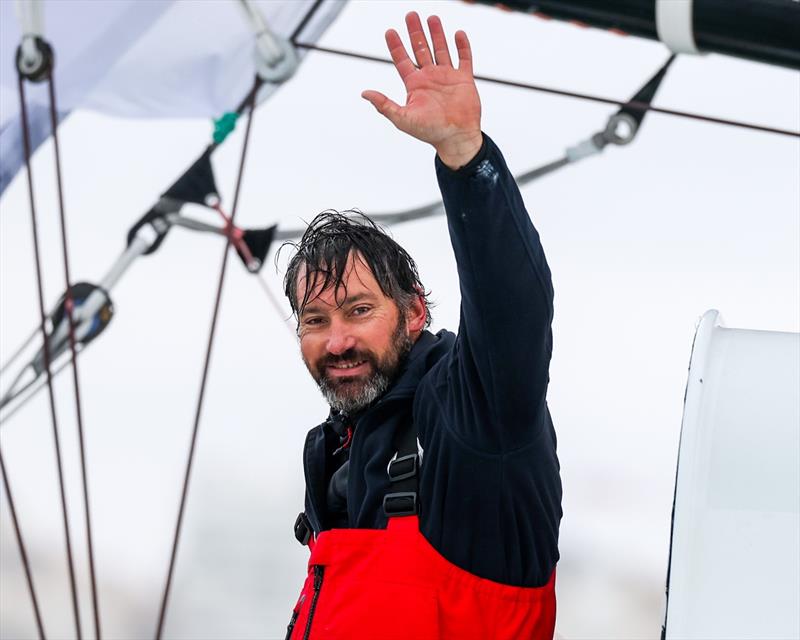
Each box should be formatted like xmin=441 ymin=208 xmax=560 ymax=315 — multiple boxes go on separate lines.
xmin=383 ymin=420 xmax=420 ymax=517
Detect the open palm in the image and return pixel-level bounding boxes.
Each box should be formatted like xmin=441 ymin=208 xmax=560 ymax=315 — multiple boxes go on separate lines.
xmin=362 ymin=13 xmax=482 ymax=169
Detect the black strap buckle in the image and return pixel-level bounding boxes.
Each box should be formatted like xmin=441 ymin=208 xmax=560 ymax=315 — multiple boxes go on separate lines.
xmin=387 ymin=453 xmax=417 ymax=482
xmin=294 ymin=512 xmax=312 ymax=546
xmin=383 ymin=492 xmax=417 ymax=517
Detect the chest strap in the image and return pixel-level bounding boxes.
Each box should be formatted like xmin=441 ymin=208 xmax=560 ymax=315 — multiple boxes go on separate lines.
xmin=383 ymin=420 xmax=420 ymax=518
xmin=294 ymin=511 xmax=312 ymax=546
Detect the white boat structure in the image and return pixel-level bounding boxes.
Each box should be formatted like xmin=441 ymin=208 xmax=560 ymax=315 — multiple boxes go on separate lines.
xmin=665 ymin=310 xmax=800 ymax=639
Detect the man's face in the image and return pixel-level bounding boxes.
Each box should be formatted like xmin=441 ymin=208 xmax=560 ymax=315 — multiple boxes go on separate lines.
xmin=297 ymin=252 xmax=420 ymax=414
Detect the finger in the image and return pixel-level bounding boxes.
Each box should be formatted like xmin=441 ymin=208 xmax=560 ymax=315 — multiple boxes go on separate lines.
xmin=427 ymin=15 xmax=452 ymax=67
xmin=385 ymin=29 xmax=417 ymax=82
xmin=405 ymin=11 xmax=434 ymax=68
xmin=361 ymin=90 xmax=404 ymax=125
xmin=455 ymin=30 xmax=473 ymax=76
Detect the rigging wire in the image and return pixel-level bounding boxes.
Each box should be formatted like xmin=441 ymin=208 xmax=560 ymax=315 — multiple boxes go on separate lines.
xmin=211 ymin=202 xmax=258 ymax=268
xmin=0 ymin=356 xmax=72 ymax=428
xmin=255 ymin=272 xmax=297 ymax=337
xmin=1 ymin=46 xmax=273 ymax=422
xmin=0 ymin=364 xmax=38 ymax=411
xmin=293 ymin=42 xmax=800 ymax=139
xmin=153 ymin=76 xmax=263 ymax=640
xmin=270 ymin=161 xmax=571 ymax=241
xmin=0 ymin=325 xmax=39 ymax=376
xmin=0 ymin=261 xmax=295 ymax=422
xmin=0 ymin=446 xmax=46 ymax=639
xmin=227 ymin=73 xmax=270 ymax=127
xmin=290 ymin=0 xmax=326 ymax=44
xmin=47 ymin=72 xmax=102 ymax=640
xmin=269 ymin=157 xmax=593 ymax=241
xmin=17 ymin=71 xmax=83 ymax=640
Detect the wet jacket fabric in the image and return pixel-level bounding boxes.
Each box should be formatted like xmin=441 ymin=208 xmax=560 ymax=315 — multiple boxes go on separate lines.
xmin=295 ymin=133 xmax=561 ymax=622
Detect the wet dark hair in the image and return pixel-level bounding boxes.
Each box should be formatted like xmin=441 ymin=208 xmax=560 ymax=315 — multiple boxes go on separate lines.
xmin=281 ymin=210 xmax=432 ymax=329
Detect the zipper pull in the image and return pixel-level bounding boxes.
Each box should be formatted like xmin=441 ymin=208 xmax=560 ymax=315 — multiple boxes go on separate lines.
xmin=313 ymin=565 xmax=324 ymax=589
xmin=332 ymin=426 xmax=353 ymax=456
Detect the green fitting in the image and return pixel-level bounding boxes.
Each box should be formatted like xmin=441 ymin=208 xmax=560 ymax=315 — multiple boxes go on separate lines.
xmin=212 ymin=112 xmax=239 ymax=144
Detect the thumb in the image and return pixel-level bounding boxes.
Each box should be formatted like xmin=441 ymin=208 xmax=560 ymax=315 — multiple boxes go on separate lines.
xmin=361 ymin=90 xmax=403 ymax=126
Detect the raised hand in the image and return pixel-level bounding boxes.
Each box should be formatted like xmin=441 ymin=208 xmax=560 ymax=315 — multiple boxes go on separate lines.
xmin=362 ymin=12 xmax=482 ymax=170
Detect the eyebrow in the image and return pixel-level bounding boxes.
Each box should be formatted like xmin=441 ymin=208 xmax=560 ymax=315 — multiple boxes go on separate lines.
xmin=301 ymin=292 xmax=377 ymax=317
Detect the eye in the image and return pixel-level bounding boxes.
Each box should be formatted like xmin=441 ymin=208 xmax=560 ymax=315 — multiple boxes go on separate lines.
xmin=352 ymin=305 xmax=371 ymax=316
xmin=303 ymin=316 xmax=325 ymax=326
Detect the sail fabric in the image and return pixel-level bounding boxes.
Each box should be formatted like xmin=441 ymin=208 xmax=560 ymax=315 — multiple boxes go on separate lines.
xmin=0 ymin=0 xmax=347 ymax=195
xmin=0 ymin=0 xmax=173 ymax=194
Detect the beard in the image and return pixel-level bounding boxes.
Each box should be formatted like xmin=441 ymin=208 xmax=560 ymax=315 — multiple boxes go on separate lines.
xmin=308 ymin=317 xmax=413 ymax=414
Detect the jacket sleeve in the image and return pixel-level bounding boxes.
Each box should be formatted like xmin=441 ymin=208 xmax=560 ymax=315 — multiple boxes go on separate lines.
xmin=433 ymin=133 xmax=554 ymax=453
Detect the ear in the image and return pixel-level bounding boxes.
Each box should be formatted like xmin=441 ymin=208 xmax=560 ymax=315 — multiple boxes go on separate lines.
xmin=405 ymin=292 xmax=427 ymax=335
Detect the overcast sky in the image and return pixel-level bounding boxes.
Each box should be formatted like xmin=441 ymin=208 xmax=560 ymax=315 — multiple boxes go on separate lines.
xmin=1 ymin=1 xmax=798 ymax=639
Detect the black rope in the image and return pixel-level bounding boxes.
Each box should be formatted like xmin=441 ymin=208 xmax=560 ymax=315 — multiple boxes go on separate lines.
xmin=17 ymin=73 xmax=83 ymax=640
xmin=47 ymin=74 xmax=102 ymax=640
xmin=230 ymin=76 xmax=267 ymax=122
xmin=290 ymin=0 xmax=326 ymax=44
xmin=154 ymin=76 xmax=261 ymax=640
xmin=0 ymin=445 xmax=46 ymax=639
xmin=293 ymin=42 xmax=800 ymax=139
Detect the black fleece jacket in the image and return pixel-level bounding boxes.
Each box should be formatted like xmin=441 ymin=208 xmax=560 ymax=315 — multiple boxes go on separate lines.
xmin=301 ymin=134 xmax=562 ymax=587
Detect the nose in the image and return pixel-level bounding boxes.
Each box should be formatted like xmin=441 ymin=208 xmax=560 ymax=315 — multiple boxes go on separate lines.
xmin=325 ymin=318 xmax=356 ymax=356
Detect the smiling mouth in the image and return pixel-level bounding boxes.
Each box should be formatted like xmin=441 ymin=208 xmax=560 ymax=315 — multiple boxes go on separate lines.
xmin=326 ymin=360 xmax=369 ymax=376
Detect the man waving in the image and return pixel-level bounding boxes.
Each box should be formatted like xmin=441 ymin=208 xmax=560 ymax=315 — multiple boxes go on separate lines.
xmin=284 ymin=12 xmax=561 ymax=640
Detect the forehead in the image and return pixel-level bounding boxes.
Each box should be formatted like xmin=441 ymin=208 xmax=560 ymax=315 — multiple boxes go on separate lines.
xmin=296 ymin=251 xmax=385 ymax=310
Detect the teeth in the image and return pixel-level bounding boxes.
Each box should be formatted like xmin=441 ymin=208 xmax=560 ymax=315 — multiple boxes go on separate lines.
xmin=331 ymin=361 xmax=364 ymax=369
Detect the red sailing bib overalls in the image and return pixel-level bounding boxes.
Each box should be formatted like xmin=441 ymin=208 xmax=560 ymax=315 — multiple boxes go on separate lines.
xmin=287 ymin=514 xmax=556 ymax=640
xmin=286 ymin=423 xmax=556 ymax=640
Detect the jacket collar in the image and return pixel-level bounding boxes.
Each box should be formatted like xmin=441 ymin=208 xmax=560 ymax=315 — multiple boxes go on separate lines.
xmin=386 ymin=329 xmax=452 ymax=398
